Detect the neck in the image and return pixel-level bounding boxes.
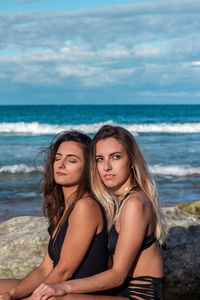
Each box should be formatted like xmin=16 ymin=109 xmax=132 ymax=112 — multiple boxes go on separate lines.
xmin=62 ymin=185 xmax=79 ymax=208
xmin=114 ymin=178 xmax=133 ymax=201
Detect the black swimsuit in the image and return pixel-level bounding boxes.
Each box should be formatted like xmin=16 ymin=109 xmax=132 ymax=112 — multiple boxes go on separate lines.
xmin=108 ymin=188 xmax=164 ymax=300
xmin=48 ymin=199 xmax=108 ymax=279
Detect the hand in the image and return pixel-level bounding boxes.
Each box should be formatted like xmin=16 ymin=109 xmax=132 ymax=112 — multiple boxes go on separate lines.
xmin=0 ymin=293 xmax=11 ymax=300
xmin=32 ymin=283 xmax=68 ymax=300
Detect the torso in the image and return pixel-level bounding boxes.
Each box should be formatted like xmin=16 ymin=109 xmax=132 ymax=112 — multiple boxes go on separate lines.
xmin=108 ymin=224 xmax=156 ymax=256
xmin=108 ymin=189 xmax=164 ymax=299
xmin=48 ymin=198 xmax=108 ymax=279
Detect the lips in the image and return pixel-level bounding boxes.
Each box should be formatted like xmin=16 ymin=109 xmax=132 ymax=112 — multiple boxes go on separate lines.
xmin=56 ymin=172 xmax=66 ymax=176
xmin=104 ymin=174 xmax=115 ymax=180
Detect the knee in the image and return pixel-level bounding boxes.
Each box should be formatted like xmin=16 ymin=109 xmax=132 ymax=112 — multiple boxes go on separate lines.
xmin=48 ymin=296 xmax=74 ymax=300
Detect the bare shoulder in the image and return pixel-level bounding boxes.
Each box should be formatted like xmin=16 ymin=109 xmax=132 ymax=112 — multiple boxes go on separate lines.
xmin=117 ymin=191 xmax=153 ymax=231
xmin=73 ymin=196 xmax=101 ymax=215
xmin=67 ymin=197 xmax=101 ymax=228
xmin=122 ymin=191 xmax=152 ymax=217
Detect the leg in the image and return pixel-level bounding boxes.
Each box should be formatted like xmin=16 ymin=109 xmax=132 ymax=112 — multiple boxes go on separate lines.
xmin=0 ymin=279 xmax=21 ymax=293
xmin=52 ymin=295 xmax=126 ymax=300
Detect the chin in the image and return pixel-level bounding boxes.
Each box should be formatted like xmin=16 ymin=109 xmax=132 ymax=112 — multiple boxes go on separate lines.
xmin=103 ymin=181 xmax=116 ymax=189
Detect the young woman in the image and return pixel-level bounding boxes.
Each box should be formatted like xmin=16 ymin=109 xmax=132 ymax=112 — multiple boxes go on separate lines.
xmin=32 ymin=125 xmax=167 ymax=300
xmin=0 ymin=131 xmax=108 ymax=300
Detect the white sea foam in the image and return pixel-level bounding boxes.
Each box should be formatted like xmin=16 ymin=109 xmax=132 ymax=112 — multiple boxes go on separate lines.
xmin=0 ymin=121 xmax=200 ymax=135
xmin=123 ymin=123 xmax=200 ymax=133
xmin=0 ymin=121 xmax=116 ymax=135
xmin=150 ymin=164 xmax=200 ymax=177
xmin=0 ymin=164 xmax=43 ymax=174
xmin=1 ymin=163 xmax=199 ymax=177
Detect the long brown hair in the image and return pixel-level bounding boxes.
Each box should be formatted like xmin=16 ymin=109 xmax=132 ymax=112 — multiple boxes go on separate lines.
xmin=39 ymin=131 xmax=91 ymax=234
xmin=90 ymin=125 xmax=167 ymax=243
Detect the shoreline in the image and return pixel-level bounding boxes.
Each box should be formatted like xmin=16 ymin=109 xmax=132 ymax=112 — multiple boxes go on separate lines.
xmin=1 ymin=200 xmax=199 ymax=224
xmin=0 ymin=211 xmax=43 ymax=224
xmin=0 ymin=206 xmax=200 ymax=300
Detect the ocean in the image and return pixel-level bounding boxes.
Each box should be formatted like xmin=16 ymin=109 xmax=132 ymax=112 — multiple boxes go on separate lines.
xmin=0 ymin=104 xmax=200 ymax=222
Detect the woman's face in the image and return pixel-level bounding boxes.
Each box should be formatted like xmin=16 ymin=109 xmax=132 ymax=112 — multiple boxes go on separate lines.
xmin=95 ymin=137 xmax=132 ymax=194
xmin=54 ymin=141 xmax=84 ymax=188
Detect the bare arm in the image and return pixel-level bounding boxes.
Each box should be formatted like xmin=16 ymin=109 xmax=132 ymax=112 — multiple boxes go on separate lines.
xmin=33 ymin=196 xmax=149 ymax=298
xmin=3 ymin=198 xmax=102 ymax=300
xmin=8 ymin=248 xmax=53 ymax=300
xmin=67 ymin=198 xmax=148 ymax=293
xmin=42 ymin=198 xmax=101 ymax=283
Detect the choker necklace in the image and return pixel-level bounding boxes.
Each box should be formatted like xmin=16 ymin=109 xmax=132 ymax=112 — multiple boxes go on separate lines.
xmin=116 ymin=184 xmax=132 ymax=199
xmin=117 ymin=185 xmax=137 ymax=208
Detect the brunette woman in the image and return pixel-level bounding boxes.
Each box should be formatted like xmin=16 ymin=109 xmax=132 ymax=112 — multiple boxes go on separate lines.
xmin=0 ymin=131 xmax=108 ymax=300
xmin=33 ymin=125 xmax=167 ymax=300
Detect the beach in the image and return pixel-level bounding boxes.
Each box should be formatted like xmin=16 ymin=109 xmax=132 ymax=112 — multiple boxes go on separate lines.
xmin=0 ymin=104 xmax=200 ymax=222
xmin=1 ymin=205 xmax=200 ymax=300
xmin=0 ymin=104 xmax=200 ymax=299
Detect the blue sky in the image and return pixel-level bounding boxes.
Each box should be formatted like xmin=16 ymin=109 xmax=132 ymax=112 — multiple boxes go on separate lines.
xmin=0 ymin=0 xmax=200 ymax=105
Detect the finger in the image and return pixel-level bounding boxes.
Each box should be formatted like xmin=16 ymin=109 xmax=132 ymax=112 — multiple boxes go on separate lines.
xmin=41 ymin=294 xmax=50 ymax=300
xmin=34 ymin=286 xmax=55 ymax=300
xmin=33 ymin=284 xmax=49 ymax=298
xmin=34 ymin=283 xmax=47 ymax=294
xmin=33 ymin=289 xmax=47 ymax=300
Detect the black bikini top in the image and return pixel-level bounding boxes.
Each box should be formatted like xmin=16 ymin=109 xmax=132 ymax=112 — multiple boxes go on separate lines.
xmin=107 ymin=187 xmax=157 ymax=255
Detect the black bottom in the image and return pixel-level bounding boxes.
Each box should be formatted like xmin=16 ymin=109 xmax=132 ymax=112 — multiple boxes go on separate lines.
xmin=113 ymin=276 xmax=164 ymax=300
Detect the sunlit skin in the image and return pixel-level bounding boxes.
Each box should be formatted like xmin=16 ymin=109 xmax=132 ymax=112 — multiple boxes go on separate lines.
xmin=95 ymin=137 xmax=132 ymax=195
xmin=54 ymin=141 xmax=85 ymax=201
xmin=0 ymin=138 xmax=108 ymax=300
xmin=22 ymin=137 xmax=164 ymax=300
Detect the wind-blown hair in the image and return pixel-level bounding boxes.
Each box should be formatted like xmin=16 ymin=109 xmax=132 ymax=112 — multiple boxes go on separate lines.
xmin=90 ymin=125 xmax=167 ymax=243
xmin=39 ymin=131 xmax=91 ymax=234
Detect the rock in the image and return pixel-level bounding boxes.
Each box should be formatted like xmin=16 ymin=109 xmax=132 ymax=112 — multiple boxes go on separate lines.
xmin=162 ymin=207 xmax=200 ymax=300
xmin=176 ymin=200 xmax=200 ymax=216
xmin=0 ymin=216 xmax=48 ymax=278
xmin=0 ymin=207 xmax=199 ymax=299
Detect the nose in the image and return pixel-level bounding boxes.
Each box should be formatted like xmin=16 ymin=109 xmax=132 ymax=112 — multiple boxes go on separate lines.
xmin=57 ymin=159 xmax=65 ymax=169
xmin=103 ymin=159 xmax=112 ymax=171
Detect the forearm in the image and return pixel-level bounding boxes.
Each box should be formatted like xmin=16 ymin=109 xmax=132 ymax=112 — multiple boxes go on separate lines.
xmin=44 ymin=266 xmax=72 ymax=284
xmin=64 ymin=268 xmax=125 ymax=294
xmin=9 ymin=267 xmax=49 ymax=300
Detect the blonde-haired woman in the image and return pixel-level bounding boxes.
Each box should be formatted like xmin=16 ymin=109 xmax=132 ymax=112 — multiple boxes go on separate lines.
xmin=33 ymin=125 xmax=167 ymax=300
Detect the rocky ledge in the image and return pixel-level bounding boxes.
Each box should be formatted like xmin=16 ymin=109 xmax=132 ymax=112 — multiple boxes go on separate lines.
xmin=0 ymin=216 xmax=48 ymax=278
xmin=162 ymin=205 xmax=200 ymax=300
xmin=0 ymin=203 xmax=200 ymax=300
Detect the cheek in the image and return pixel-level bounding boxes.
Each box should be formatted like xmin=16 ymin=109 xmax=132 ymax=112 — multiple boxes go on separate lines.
xmin=121 ymin=162 xmax=131 ymax=177
xmin=97 ymin=163 xmax=104 ymax=178
xmin=73 ymin=164 xmax=84 ymax=178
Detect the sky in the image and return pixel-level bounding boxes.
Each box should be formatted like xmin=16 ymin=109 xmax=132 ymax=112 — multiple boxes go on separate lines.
xmin=0 ymin=0 xmax=200 ymax=105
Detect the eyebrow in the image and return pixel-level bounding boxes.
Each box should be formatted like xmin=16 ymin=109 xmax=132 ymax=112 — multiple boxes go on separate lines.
xmin=96 ymin=151 xmax=123 ymax=157
xmin=56 ymin=153 xmax=80 ymax=160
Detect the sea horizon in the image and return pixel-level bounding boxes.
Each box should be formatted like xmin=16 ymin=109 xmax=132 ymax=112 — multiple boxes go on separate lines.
xmin=0 ymin=104 xmax=199 ymax=222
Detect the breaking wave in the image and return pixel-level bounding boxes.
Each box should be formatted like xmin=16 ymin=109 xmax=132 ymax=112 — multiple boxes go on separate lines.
xmin=0 ymin=164 xmax=43 ymax=174
xmin=1 ymin=163 xmax=199 ymax=177
xmin=0 ymin=121 xmax=200 ymax=135
xmin=150 ymin=164 xmax=200 ymax=177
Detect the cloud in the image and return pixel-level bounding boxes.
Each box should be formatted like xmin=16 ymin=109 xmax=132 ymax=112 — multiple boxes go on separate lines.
xmin=0 ymin=0 xmax=200 ymax=102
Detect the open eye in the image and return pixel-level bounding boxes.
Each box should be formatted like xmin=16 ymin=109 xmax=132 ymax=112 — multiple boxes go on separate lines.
xmin=96 ymin=157 xmax=103 ymax=162
xmin=112 ymin=154 xmax=121 ymax=160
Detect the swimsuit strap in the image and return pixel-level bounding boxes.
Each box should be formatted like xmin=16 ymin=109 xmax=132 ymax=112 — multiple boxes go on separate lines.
xmin=118 ymin=186 xmax=137 ymax=209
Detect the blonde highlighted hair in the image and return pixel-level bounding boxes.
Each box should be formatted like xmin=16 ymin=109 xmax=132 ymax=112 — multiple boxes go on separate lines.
xmin=90 ymin=125 xmax=167 ymax=244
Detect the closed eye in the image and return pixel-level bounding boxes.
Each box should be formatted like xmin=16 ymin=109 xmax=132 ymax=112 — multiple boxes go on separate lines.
xmin=68 ymin=159 xmax=77 ymax=163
